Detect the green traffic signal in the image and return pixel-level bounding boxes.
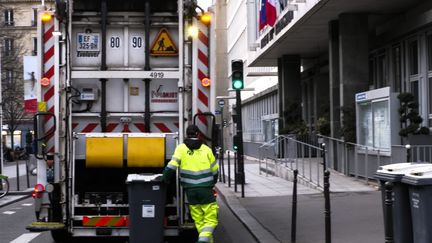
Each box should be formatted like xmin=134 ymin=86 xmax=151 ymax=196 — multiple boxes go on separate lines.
xmin=232 ymin=79 xmax=243 ymax=90
xmin=231 ymin=60 xmax=244 ymax=90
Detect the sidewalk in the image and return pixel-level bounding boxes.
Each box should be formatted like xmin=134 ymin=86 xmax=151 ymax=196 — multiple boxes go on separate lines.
xmin=215 ymin=156 xmax=384 ymax=243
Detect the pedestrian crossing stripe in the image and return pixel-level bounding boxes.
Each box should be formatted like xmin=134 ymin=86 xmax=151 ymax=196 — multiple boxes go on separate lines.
xmin=2 ymin=211 xmax=15 ymax=215
xmin=150 ymin=28 xmax=178 ymax=56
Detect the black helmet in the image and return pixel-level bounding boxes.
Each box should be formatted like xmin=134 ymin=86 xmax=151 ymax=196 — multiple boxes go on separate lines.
xmin=186 ymin=124 xmax=200 ymax=138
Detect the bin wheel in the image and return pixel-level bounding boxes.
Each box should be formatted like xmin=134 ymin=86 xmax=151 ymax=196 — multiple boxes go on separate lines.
xmin=51 ymin=229 xmax=71 ymax=243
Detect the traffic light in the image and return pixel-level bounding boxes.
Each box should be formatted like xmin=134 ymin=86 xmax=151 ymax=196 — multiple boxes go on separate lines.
xmin=233 ymin=134 xmax=240 ymax=151
xmin=231 ymin=60 xmax=244 ymax=90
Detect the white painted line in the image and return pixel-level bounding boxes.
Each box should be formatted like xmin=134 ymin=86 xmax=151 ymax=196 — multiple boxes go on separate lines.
xmin=21 ymin=203 xmax=32 ymax=207
xmin=2 ymin=211 xmax=16 ymax=215
xmin=10 ymin=207 xmax=22 ymax=210
xmin=10 ymin=233 xmax=41 ymax=243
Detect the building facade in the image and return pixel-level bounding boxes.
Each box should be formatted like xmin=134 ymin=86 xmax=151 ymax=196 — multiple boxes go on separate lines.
xmin=243 ymin=0 xmax=432 ymax=148
xmin=0 ymin=0 xmax=53 ymax=149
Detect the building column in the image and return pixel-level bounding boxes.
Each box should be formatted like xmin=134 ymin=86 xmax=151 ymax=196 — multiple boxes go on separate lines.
xmin=329 ymin=20 xmax=340 ymax=138
xmin=329 ymin=14 xmax=369 ymax=140
xmin=278 ymin=55 xmax=301 ymax=133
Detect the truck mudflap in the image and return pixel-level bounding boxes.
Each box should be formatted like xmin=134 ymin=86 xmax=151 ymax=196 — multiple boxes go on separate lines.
xmin=26 ymin=222 xmax=65 ymax=232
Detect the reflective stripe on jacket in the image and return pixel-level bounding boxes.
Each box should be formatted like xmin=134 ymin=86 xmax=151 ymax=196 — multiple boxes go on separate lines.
xmin=164 ymin=143 xmax=217 ymax=188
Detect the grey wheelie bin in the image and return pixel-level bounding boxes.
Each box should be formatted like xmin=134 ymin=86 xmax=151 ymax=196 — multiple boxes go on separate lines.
xmin=375 ymin=163 xmax=431 ymax=243
xmin=402 ymin=166 xmax=432 ymax=243
xmin=127 ymin=174 xmax=166 ymax=243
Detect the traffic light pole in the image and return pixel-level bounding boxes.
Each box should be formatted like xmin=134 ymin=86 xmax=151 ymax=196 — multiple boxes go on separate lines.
xmin=235 ymin=90 xmax=245 ymax=198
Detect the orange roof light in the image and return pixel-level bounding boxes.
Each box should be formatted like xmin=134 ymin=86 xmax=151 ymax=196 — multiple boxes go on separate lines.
xmin=41 ymin=12 xmax=53 ymax=23
xmin=200 ymin=12 xmax=211 ymax=25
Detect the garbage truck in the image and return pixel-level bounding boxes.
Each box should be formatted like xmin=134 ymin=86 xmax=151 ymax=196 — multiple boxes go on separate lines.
xmin=26 ymin=0 xmax=216 ymax=241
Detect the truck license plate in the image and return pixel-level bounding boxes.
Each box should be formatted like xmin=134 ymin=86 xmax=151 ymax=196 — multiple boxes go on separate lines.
xmin=77 ymin=33 xmax=100 ymax=51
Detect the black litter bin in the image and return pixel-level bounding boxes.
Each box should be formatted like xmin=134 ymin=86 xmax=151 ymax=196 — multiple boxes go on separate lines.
xmin=375 ymin=163 xmax=430 ymax=243
xmin=127 ymin=174 xmax=166 ymax=243
xmin=402 ymin=166 xmax=432 ymax=243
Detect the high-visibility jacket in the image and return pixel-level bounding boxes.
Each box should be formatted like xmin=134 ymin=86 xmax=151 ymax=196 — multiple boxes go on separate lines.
xmin=162 ymin=143 xmax=217 ymax=189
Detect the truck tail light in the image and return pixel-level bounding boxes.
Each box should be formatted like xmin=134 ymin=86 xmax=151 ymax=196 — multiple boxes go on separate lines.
xmin=32 ymin=184 xmax=45 ymax=198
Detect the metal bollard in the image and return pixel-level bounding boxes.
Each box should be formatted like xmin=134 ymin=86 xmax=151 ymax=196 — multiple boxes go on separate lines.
xmin=221 ymin=149 xmax=226 ymax=183
xmin=16 ymin=159 xmax=20 ymax=191
xmin=228 ymin=151 xmax=231 ymax=188
xmin=234 ymin=151 xmax=238 ymax=193
xmin=25 ymin=158 xmax=30 ymax=188
xmin=384 ymin=182 xmax=394 ymax=243
xmin=324 ymin=170 xmax=331 ymax=243
xmin=291 ymin=169 xmax=298 ymax=243
xmin=406 ymin=144 xmax=411 ymax=162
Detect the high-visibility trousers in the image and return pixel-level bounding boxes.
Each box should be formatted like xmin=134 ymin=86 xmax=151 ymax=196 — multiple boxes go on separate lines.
xmin=189 ymin=201 xmax=219 ymax=243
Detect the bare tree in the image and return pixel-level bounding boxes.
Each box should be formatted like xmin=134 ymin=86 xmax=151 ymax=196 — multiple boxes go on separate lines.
xmin=0 ymin=4 xmax=28 ymax=155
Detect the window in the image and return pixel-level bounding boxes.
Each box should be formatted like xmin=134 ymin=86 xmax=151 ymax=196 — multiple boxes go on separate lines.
xmin=32 ymin=37 xmax=37 ymax=55
xmin=4 ymin=38 xmax=13 ymax=56
xmin=428 ymin=35 xmax=432 ymax=71
xmin=377 ymin=53 xmax=387 ymax=88
xmin=427 ymin=34 xmax=432 ymax=126
xmin=4 ymin=9 xmax=13 ymax=26
xmin=411 ymin=80 xmax=419 ymax=103
xmin=409 ymin=40 xmax=419 ymax=75
xmin=369 ymin=50 xmax=388 ymax=89
xmin=5 ymin=69 xmax=14 ymax=83
xmin=392 ymin=45 xmax=402 ymax=92
xmin=31 ymin=8 xmax=37 ymax=26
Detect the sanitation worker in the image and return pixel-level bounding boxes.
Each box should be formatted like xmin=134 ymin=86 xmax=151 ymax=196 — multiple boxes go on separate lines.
xmin=162 ymin=124 xmax=219 ymax=243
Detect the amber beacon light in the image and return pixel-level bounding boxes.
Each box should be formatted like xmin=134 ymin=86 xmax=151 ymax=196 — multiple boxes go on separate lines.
xmin=41 ymin=11 xmax=53 ymax=22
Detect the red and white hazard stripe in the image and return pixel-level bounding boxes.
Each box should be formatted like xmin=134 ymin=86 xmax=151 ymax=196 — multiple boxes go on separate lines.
xmin=42 ymin=18 xmax=56 ymax=153
xmin=72 ymin=122 xmax=179 ymax=133
xmin=193 ymin=19 xmax=211 ymax=136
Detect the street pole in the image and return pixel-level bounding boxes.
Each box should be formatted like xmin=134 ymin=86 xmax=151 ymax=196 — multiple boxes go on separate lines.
xmin=235 ymin=90 xmax=245 ymax=198
xmin=220 ymin=105 xmax=225 ymax=183
xmin=0 ymin=48 xmax=3 ymax=178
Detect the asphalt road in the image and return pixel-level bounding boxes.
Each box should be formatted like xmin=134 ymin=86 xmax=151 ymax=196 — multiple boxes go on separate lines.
xmin=0 ymin=196 xmax=256 ymax=243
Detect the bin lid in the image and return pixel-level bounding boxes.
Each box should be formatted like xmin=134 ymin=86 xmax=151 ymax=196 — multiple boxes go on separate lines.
xmin=375 ymin=163 xmax=432 ymax=182
xmin=126 ymin=174 xmax=162 ymax=183
xmin=402 ymin=166 xmax=432 ymax=186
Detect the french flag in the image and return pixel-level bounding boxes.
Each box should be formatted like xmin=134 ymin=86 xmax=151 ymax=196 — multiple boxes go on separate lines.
xmin=259 ymin=0 xmax=277 ymax=31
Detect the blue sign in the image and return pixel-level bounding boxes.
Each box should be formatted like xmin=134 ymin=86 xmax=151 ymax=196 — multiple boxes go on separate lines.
xmin=356 ymin=93 xmax=367 ymax=102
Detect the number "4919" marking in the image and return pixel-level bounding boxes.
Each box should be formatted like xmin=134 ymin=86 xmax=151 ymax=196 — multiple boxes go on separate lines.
xmin=149 ymin=72 xmax=165 ymax=78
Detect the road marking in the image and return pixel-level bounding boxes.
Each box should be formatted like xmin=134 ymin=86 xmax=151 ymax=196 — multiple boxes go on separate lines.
xmin=10 ymin=207 xmax=22 ymax=210
xmin=21 ymin=203 xmax=32 ymax=207
xmin=2 ymin=211 xmax=16 ymax=215
xmin=10 ymin=233 xmax=41 ymax=243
